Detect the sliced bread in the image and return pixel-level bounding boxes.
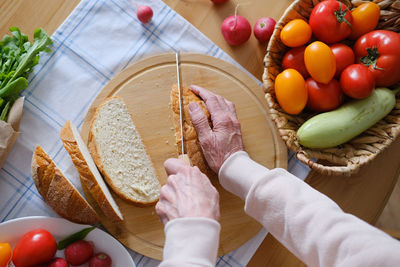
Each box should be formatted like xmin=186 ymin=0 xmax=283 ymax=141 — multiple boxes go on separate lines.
xmin=88 ymin=96 xmax=160 ymax=205
xmin=170 ymin=84 xmax=215 ymax=178
xmin=60 ymin=120 xmax=124 ymax=222
xmin=31 ymin=145 xmax=99 ymax=225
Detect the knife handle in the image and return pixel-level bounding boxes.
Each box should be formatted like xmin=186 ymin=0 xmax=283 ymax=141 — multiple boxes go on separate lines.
xmin=180 ymin=154 xmax=192 ymax=166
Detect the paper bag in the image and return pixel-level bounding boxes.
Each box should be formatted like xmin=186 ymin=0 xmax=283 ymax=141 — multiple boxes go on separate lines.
xmin=0 ymin=97 xmax=24 ymax=169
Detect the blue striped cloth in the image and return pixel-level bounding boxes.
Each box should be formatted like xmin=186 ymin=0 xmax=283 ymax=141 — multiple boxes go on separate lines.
xmin=0 ymin=0 xmax=310 ymax=266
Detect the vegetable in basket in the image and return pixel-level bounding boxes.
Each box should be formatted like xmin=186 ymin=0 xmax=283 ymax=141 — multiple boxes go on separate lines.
xmin=0 ymin=27 xmax=52 ymax=121
xmin=297 ymin=87 xmax=399 ymax=149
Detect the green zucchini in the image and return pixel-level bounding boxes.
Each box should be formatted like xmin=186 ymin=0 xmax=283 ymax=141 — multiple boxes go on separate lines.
xmin=297 ymin=87 xmax=399 ymax=149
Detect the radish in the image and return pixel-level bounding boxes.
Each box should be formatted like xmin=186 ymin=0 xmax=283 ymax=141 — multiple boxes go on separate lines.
xmin=221 ymin=5 xmax=251 ymax=46
xmin=137 ymin=5 xmax=153 ymax=23
xmin=211 ymin=0 xmax=229 ymax=3
xmin=254 ymin=17 xmax=276 ymax=43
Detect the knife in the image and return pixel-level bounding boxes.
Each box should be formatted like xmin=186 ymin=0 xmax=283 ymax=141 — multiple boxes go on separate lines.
xmin=175 ymin=52 xmax=191 ymax=165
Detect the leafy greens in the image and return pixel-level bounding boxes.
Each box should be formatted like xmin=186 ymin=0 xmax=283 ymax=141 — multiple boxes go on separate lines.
xmin=0 ymin=27 xmax=52 ymax=121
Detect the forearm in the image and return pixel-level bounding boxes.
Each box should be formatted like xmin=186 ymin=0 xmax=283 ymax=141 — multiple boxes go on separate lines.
xmin=219 ymin=151 xmax=400 ymax=266
xmin=160 ymin=217 xmax=221 ymax=267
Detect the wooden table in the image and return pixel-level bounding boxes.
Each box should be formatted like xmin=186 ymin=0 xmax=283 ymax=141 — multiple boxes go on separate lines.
xmin=1 ymin=0 xmax=399 ymax=266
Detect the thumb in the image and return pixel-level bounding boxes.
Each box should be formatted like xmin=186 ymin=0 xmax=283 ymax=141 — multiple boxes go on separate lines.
xmin=188 ymin=102 xmax=211 ymax=138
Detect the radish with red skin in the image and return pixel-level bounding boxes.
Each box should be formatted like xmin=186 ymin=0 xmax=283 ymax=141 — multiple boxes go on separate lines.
xmin=254 ymin=17 xmax=276 ymax=43
xmin=137 ymin=5 xmax=153 ymax=23
xmin=48 ymin=258 xmax=70 ymax=267
xmin=211 ymin=0 xmax=229 ymax=3
xmin=89 ymin=253 xmax=112 ymax=267
xmin=65 ymin=240 xmax=94 ymax=266
xmin=221 ymin=15 xmax=251 ymax=45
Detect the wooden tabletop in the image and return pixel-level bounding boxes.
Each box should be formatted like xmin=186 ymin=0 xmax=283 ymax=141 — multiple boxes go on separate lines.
xmin=1 ymin=0 xmax=399 ymax=266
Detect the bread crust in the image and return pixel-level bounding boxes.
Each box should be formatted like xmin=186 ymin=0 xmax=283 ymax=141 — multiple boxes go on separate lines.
xmin=88 ymin=96 xmax=159 ymax=206
xmin=31 ymin=145 xmax=99 ymax=225
xmin=170 ymin=84 xmax=215 ymax=178
xmin=60 ymin=120 xmax=123 ymax=221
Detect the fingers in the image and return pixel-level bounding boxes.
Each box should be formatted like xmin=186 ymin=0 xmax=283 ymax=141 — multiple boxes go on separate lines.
xmin=164 ymin=158 xmax=188 ymax=176
xmin=188 ymin=102 xmax=212 ymax=137
xmin=190 ymin=85 xmax=223 ymax=118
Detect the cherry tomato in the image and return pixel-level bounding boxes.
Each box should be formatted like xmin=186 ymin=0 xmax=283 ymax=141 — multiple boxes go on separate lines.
xmin=330 ymin=43 xmax=354 ymax=78
xmin=306 ymin=78 xmax=343 ymax=112
xmin=274 ymin=69 xmax=307 ymax=115
xmin=280 ymin=19 xmax=312 ymax=47
xmin=282 ymin=46 xmax=309 ymax=78
xmin=349 ymin=2 xmax=380 ymax=40
xmin=309 ymin=0 xmax=353 ymax=43
xmin=340 ymin=64 xmax=375 ymax=99
xmin=304 ymin=41 xmax=336 ymax=84
xmin=0 ymin=243 xmax=12 ymax=267
xmin=354 ymin=30 xmax=400 ymax=87
xmin=12 ymin=229 xmax=57 ymax=267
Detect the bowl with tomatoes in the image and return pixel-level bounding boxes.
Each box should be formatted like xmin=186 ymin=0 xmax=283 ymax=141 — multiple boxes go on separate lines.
xmin=263 ymin=0 xmax=400 ymax=176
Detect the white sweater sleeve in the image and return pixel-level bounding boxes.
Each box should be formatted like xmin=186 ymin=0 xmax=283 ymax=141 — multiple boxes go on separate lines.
xmin=219 ymin=151 xmax=400 ymax=267
xmin=159 ymin=217 xmax=221 ymax=267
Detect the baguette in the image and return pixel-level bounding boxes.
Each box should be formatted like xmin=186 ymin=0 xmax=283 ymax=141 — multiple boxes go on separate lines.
xmin=170 ymin=84 xmax=215 ymax=178
xmin=31 ymin=145 xmax=99 ymax=225
xmin=88 ymin=96 xmax=160 ymax=205
xmin=60 ymin=120 xmax=123 ymax=222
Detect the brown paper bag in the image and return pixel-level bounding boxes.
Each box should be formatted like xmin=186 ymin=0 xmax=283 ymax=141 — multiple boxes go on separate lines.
xmin=0 ymin=97 xmax=24 ymax=169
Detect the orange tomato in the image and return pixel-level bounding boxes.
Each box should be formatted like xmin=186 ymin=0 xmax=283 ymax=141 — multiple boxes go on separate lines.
xmin=0 ymin=243 xmax=12 ymax=267
xmin=350 ymin=2 xmax=380 ymax=40
xmin=280 ymin=19 xmax=312 ymax=47
xmin=304 ymin=41 xmax=336 ymax=84
xmin=274 ymin=69 xmax=307 ymax=115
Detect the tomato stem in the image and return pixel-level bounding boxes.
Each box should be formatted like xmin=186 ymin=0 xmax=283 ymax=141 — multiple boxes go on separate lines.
xmin=360 ymin=46 xmax=384 ymax=70
xmin=334 ymin=4 xmax=352 ymax=29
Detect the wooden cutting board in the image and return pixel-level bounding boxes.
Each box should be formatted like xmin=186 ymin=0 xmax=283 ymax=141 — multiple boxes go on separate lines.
xmin=81 ymin=53 xmax=287 ymax=260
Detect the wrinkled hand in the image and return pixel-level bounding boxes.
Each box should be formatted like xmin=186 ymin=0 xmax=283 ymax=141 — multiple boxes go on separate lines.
xmin=155 ymin=158 xmax=220 ymax=225
xmin=188 ymin=85 xmax=244 ymax=173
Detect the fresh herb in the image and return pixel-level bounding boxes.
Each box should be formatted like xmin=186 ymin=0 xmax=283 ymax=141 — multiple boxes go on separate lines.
xmin=57 ymin=226 xmax=96 ymax=250
xmin=0 ymin=27 xmax=52 ymax=121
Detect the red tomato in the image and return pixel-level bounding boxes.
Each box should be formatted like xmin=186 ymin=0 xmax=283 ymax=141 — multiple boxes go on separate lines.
xmin=340 ymin=64 xmax=375 ymax=99
xmin=306 ymin=78 xmax=343 ymax=112
xmin=354 ymin=30 xmax=400 ymax=87
xmin=330 ymin=43 xmax=355 ymax=78
xmin=282 ymin=46 xmax=309 ymax=78
xmin=12 ymin=229 xmax=57 ymax=267
xmin=309 ymin=0 xmax=353 ymax=43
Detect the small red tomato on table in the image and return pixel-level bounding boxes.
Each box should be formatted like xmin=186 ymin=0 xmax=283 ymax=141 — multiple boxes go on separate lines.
xmin=12 ymin=229 xmax=57 ymax=267
xmin=354 ymin=30 xmax=400 ymax=87
xmin=340 ymin=64 xmax=375 ymax=99
xmin=309 ymin=0 xmax=353 ymax=44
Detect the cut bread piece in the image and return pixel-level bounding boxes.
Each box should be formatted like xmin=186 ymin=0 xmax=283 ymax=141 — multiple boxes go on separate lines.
xmin=170 ymin=84 xmax=215 ymax=178
xmin=60 ymin=120 xmax=123 ymax=222
xmin=31 ymin=145 xmax=99 ymax=225
xmin=88 ymin=96 xmax=160 ymax=205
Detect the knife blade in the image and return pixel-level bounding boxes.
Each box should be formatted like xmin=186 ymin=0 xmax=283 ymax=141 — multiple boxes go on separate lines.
xmin=175 ymin=52 xmax=191 ymax=165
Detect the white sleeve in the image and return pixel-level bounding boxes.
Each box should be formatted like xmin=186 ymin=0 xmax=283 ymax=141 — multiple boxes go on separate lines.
xmin=159 ymin=217 xmax=221 ymax=267
xmin=219 ymin=151 xmax=400 ymax=267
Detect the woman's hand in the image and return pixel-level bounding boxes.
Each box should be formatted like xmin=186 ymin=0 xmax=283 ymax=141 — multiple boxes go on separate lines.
xmin=156 ymin=158 xmax=220 ymax=225
xmin=188 ymin=85 xmax=244 ymax=173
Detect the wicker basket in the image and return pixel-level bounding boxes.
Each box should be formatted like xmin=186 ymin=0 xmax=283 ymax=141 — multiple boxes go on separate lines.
xmin=263 ymin=0 xmax=400 ymax=176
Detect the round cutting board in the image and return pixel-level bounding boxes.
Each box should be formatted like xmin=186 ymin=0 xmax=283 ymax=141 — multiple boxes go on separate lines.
xmin=81 ymin=53 xmax=287 ymax=260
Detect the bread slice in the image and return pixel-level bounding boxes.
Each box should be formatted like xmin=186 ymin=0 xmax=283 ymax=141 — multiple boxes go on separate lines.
xmin=88 ymin=96 xmax=160 ymax=205
xmin=170 ymin=84 xmax=215 ymax=178
xmin=31 ymin=145 xmax=99 ymax=225
xmin=60 ymin=120 xmax=123 ymax=222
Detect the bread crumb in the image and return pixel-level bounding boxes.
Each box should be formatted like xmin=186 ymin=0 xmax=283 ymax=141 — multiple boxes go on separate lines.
xmin=165 ymin=140 xmax=169 ymax=144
